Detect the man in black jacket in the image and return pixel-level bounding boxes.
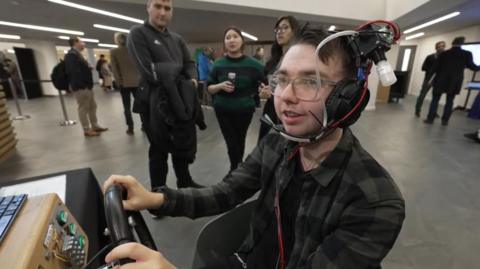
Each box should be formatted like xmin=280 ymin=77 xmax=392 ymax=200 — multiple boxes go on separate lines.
xmin=127 ymin=0 xmax=204 ymax=189
xmin=425 ymin=36 xmax=480 ymax=125
xmin=65 ymin=37 xmax=108 ymax=136
xmin=415 ymin=41 xmax=445 ymax=117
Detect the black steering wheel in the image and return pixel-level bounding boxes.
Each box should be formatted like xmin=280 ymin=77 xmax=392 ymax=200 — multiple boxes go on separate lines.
xmin=104 ymin=184 xmax=158 ymax=251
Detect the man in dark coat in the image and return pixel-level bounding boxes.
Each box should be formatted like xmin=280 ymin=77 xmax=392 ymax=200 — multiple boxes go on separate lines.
xmin=425 ymin=37 xmax=480 ymax=125
xmin=415 ymin=41 xmax=445 ymax=117
xmin=127 ymin=0 xmax=204 ymax=189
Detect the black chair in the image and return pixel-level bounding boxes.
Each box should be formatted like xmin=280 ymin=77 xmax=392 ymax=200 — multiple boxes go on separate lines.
xmin=192 ymin=199 xmax=257 ymax=269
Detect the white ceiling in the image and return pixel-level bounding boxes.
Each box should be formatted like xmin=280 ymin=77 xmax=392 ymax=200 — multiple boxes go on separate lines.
xmin=0 ymin=0 xmax=479 ymax=47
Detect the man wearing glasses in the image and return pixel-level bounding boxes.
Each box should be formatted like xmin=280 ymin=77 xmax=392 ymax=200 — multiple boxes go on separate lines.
xmin=103 ymin=26 xmax=405 ymax=269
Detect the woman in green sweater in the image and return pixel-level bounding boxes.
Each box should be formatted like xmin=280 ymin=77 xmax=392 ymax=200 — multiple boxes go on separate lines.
xmin=208 ymin=27 xmax=266 ymax=171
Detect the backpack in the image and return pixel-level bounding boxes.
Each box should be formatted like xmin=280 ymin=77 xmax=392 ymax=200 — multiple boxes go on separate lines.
xmin=51 ymin=60 xmax=69 ymax=91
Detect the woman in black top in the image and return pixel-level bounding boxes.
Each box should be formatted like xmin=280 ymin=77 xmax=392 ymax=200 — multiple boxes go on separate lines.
xmin=258 ymin=16 xmax=300 ymax=142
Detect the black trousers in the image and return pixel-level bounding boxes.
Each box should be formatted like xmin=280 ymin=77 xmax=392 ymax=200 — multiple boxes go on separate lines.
xmin=258 ymin=98 xmax=278 ymax=144
xmin=415 ymin=78 xmax=432 ymax=114
xmin=142 ymin=114 xmax=194 ymax=189
xmin=148 ymin=142 xmax=194 ymax=189
xmin=120 ymin=87 xmax=139 ymax=128
xmin=427 ymin=92 xmax=456 ymax=123
xmin=215 ymin=109 xmax=254 ymax=171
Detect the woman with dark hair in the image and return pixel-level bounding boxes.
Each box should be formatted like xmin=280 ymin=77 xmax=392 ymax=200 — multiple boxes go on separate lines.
xmin=258 ymin=15 xmax=300 ymax=142
xmin=207 ymin=27 xmax=266 ymax=172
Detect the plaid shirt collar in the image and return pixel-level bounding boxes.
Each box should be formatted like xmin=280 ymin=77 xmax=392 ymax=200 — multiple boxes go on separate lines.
xmin=290 ymin=128 xmax=354 ymax=188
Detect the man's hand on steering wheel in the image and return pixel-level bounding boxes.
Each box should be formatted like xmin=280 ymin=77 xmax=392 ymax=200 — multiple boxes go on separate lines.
xmin=103 ymin=175 xmax=164 ymax=211
xmin=105 ymin=242 xmax=177 ymax=269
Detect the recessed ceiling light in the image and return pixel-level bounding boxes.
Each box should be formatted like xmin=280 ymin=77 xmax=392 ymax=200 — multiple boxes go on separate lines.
xmin=98 ymin=43 xmax=118 ymax=48
xmin=0 ymin=34 xmax=21 ymax=40
xmin=58 ymin=35 xmax=99 ymax=43
xmin=241 ymin=31 xmax=258 ymax=41
xmin=0 ymin=20 xmax=84 ymax=35
xmin=48 ymin=0 xmax=143 ymax=24
xmin=405 ymin=32 xmax=425 ymax=40
xmin=93 ymin=24 xmax=130 ymax=33
xmin=404 ymin=11 xmax=460 ymax=34
xmin=328 ymin=25 xmax=336 ymax=32
xmin=7 ymin=49 xmax=15 ymax=53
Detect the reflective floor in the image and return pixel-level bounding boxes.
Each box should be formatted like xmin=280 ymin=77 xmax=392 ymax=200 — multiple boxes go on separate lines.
xmin=1 ymin=88 xmax=479 ymax=268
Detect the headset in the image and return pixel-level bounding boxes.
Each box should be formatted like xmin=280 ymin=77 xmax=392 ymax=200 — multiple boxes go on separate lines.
xmin=261 ymin=20 xmax=401 ymax=144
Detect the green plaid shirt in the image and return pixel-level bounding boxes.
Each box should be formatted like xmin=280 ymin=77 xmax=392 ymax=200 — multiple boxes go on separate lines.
xmin=153 ymin=128 xmax=405 ymax=269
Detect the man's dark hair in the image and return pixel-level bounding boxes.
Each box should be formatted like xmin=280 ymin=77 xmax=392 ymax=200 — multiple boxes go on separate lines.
xmin=452 ymin=36 xmax=465 ymax=46
xmin=100 ymin=54 xmax=105 ymax=58
xmin=435 ymin=41 xmax=445 ymax=48
xmin=147 ymin=0 xmax=171 ymax=6
xmin=295 ymin=26 xmax=356 ymax=78
xmin=223 ymin=26 xmax=245 ymax=51
xmin=115 ymin=33 xmax=127 ymax=46
xmin=265 ymin=16 xmax=301 ymax=74
xmin=68 ymin=37 xmax=80 ymax=47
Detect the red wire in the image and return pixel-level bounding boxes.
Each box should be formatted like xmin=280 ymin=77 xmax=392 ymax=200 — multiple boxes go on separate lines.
xmin=274 ymin=191 xmax=286 ymax=269
xmin=329 ymin=63 xmax=372 ymax=130
xmin=355 ymin=20 xmax=401 ymax=41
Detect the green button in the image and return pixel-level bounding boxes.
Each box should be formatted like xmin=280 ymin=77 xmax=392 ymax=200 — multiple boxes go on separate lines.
xmin=68 ymin=223 xmax=76 ymax=235
xmin=78 ymin=235 xmax=85 ymax=249
xmin=57 ymin=211 xmax=68 ymax=225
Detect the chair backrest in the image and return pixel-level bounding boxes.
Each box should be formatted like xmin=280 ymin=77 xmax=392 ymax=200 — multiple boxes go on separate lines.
xmin=192 ymin=199 xmax=257 ymax=269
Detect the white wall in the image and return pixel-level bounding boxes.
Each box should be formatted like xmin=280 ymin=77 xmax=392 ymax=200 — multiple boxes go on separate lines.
xmin=0 ymin=42 xmax=26 ymax=55
xmin=400 ymin=25 xmax=480 ymax=107
xmin=385 ymin=0 xmax=429 ymax=20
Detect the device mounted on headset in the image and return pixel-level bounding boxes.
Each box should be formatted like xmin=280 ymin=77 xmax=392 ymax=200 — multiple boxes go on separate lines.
xmin=322 ymin=20 xmax=400 ymax=129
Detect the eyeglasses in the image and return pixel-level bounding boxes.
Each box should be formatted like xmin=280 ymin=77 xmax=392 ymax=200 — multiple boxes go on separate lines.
xmin=273 ymin=25 xmax=290 ymax=34
xmin=269 ymin=74 xmax=337 ymax=101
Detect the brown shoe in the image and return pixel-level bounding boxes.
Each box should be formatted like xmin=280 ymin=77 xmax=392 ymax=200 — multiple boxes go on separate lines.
xmin=93 ymin=126 xmax=108 ymax=132
xmin=84 ymin=129 xmax=100 ymax=137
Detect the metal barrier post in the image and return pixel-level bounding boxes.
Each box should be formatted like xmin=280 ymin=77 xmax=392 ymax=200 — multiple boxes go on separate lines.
xmin=58 ymin=89 xmax=76 ymax=126
xmin=8 ymin=78 xmax=31 ymax=120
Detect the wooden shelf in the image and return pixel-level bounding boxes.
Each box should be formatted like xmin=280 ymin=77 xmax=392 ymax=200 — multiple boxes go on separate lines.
xmin=0 ymin=85 xmax=16 ymax=164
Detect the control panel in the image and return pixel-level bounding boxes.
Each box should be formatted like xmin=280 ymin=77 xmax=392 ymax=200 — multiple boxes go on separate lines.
xmin=0 ymin=193 xmax=89 ymax=269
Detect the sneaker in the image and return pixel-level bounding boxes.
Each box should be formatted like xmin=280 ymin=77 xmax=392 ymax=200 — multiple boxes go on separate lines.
xmin=464 ymin=132 xmax=480 ymax=143
xmin=126 ymin=128 xmax=134 ymax=135
xmin=441 ymin=121 xmax=448 ymax=126
xmin=415 ymin=111 xmax=420 ymax=117
xmin=93 ymin=126 xmax=109 ymax=132
xmin=84 ymin=129 xmax=100 ymax=137
xmin=423 ymin=119 xmax=433 ymax=124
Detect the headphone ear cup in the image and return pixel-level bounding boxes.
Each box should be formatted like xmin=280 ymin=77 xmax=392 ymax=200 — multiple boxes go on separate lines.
xmin=325 ymin=79 xmax=356 ymax=123
xmin=338 ymin=88 xmax=369 ymax=128
xmin=325 ymin=79 xmax=370 ymax=128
